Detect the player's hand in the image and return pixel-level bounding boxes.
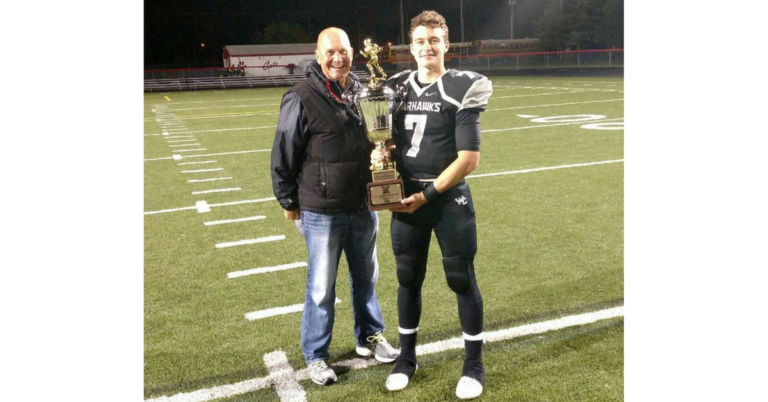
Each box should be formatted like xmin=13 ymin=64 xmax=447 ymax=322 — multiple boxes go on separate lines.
xmin=396 ymin=192 xmax=427 ymax=214
xmin=284 ymin=209 xmax=300 ymax=220
xmin=370 ymin=148 xmax=390 ymax=170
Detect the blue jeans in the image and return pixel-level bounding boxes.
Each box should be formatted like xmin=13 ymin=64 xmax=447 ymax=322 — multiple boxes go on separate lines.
xmin=300 ymin=209 xmax=386 ymax=364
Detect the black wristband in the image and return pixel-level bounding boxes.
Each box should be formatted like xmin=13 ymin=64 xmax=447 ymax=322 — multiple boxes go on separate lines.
xmin=422 ymin=184 xmax=441 ymax=203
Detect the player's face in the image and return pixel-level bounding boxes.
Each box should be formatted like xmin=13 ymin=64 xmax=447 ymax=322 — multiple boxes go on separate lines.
xmin=410 ymin=26 xmax=449 ymax=71
xmin=316 ymin=34 xmax=352 ymax=81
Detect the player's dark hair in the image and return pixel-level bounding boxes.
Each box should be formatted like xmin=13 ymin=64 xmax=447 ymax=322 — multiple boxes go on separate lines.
xmin=409 ymin=10 xmax=449 ymax=43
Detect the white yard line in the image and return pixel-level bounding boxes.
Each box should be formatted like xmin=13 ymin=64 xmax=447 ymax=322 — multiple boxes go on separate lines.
xmin=205 ymin=216 xmax=266 ymax=226
xmin=146 ymin=126 xmax=277 ymax=136
xmin=487 ymin=98 xmax=623 ymax=112
xmin=180 ymin=149 xmax=270 ymax=159
xmin=145 ymin=306 xmax=623 ymax=402
xmin=180 ymin=168 xmax=224 ymax=173
xmin=146 ymin=158 xmax=622 ymax=215
xmin=165 ymin=136 xmax=195 ymax=139
xmin=466 ymin=160 xmax=623 ymax=179
xmin=192 ymin=188 xmax=242 ymax=195
xmin=168 ymin=139 xmax=200 ymax=143
xmin=143 ymin=206 xmax=197 ymax=215
xmin=216 ymin=235 xmax=286 ymax=249
xmin=170 ymin=104 xmax=281 ymax=111
xmin=263 ymin=351 xmax=306 ymax=402
xmin=187 ymin=177 xmax=232 ymax=183
xmin=145 ymin=149 xmax=270 ymax=162
xmin=482 ymin=117 xmax=624 ymax=133
xmin=227 ymin=262 xmax=307 ymax=278
xmin=169 ymin=143 xmax=201 ymax=147
xmin=173 ymin=148 xmax=208 ymax=153
xmin=244 ymin=298 xmax=342 ymax=321
xmin=208 ymin=197 xmax=275 ymax=207
xmin=176 ymin=112 xmax=279 ymax=121
xmin=164 ymin=97 xmax=281 ymax=105
xmin=178 ymin=161 xmax=216 ymax=165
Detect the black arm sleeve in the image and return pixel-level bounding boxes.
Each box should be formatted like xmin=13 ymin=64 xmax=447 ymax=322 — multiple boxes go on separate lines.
xmin=270 ymin=92 xmax=307 ymax=211
xmin=455 ymin=109 xmax=481 ymax=152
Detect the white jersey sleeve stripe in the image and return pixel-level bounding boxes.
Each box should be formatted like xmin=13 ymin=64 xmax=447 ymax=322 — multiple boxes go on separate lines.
xmin=458 ymin=77 xmax=493 ymax=112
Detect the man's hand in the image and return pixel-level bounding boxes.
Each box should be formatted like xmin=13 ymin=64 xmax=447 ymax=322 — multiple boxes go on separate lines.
xmin=284 ymin=209 xmax=300 ymax=220
xmin=396 ymin=192 xmax=428 ymax=214
xmin=370 ymin=148 xmax=390 ymax=170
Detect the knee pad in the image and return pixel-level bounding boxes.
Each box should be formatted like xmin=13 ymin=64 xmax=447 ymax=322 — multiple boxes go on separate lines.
xmin=395 ymin=256 xmax=426 ymax=290
xmin=443 ymin=257 xmax=475 ymax=294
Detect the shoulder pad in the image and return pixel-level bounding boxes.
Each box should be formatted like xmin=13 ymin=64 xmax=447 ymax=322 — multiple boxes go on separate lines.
xmin=385 ymin=70 xmax=411 ymax=87
xmin=438 ymin=70 xmax=493 ymax=112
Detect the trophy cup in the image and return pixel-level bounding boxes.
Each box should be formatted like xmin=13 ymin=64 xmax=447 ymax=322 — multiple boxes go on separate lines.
xmin=344 ymin=39 xmax=406 ymax=211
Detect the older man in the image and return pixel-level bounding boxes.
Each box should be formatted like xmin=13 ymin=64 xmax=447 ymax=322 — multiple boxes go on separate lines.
xmin=270 ymin=27 xmax=399 ymax=386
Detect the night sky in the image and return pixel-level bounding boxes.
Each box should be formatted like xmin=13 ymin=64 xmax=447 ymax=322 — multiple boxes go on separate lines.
xmin=144 ymin=0 xmax=552 ymax=68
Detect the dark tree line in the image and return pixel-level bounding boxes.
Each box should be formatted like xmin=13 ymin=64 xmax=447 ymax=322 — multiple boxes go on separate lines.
xmin=533 ymin=0 xmax=623 ymax=51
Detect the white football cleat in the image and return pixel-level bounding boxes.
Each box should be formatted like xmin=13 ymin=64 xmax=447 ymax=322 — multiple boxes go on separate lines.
xmin=456 ymin=376 xmax=483 ymax=399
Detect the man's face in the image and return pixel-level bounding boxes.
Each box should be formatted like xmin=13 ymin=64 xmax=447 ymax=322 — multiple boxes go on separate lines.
xmin=316 ymin=34 xmax=352 ymax=81
xmin=410 ymin=26 xmax=449 ymax=70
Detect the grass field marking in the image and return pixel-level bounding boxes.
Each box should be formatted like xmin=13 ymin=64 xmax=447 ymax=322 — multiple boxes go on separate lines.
xmin=149 ymin=111 xmax=279 ymax=122
xmin=244 ymin=297 xmax=341 ymax=321
xmin=164 ymin=136 xmax=195 ymax=139
xmin=162 ymin=131 xmax=169 ymax=136
xmin=530 ymin=114 xmax=604 ymax=123
xmin=516 ymin=114 xmax=539 ymax=118
xmin=192 ymin=188 xmax=242 ymax=195
xmin=187 ymin=177 xmax=232 ymax=183
xmin=209 ymin=197 xmax=276 ymax=207
xmin=182 ymin=126 xmax=278 ymax=134
xmin=170 ymin=103 xmax=281 ymax=112
xmin=481 ymin=117 xmax=624 ymax=133
xmin=144 ymin=306 xmax=622 ymax=402
xmin=144 ymin=156 xmax=175 ymax=161
xmin=144 ymin=197 xmax=275 ymax=215
xmin=143 ymin=205 xmax=197 ymax=215
xmin=487 ymin=98 xmax=623 ymax=112
xmin=491 ymin=89 xmax=618 ymax=100
xmin=145 ymin=150 xmax=270 ymax=164
xmin=148 ymin=157 xmax=620 ymax=215
xmin=205 ymin=215 xmax=267 ymax=226
xmin=164 ymin=95 xmax=171 ymax=101
xmin=178 ymin=161 xmax=216 ymax=165
xmin=581 ymin=121 xmax=624 ymax=130
xmin=195 ymin=201 xmax=211 ymax=213
xmin=169 ymin=143 xmax=201 ymax=147
xmin=264 ymin=351 xmax=307 ymax=402
xmin=178 ymin=149 xmax=270 ymax=159
xmin=173 ymin=155 xmax=183 ymax=160
xmin=163 ymin=97 xmax=282 ymax=105
xmin=227 ymin=262 xmax=307 ymax=278
xmin=181 ymin=168 xmax=224 ymax=173
xmin=174 ymin=149 xmax=208 ymax=153
xmin=466 ymin=159 xmax=623 ymax=179
xmin=215 ymin=235 xmax=286 ymax=249
xmin=168 ymin=139 xmax=200 ymax=143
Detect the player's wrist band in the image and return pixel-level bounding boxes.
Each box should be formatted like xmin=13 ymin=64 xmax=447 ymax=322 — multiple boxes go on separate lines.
xmin=422 ymin=184 xmax=441 ymax=203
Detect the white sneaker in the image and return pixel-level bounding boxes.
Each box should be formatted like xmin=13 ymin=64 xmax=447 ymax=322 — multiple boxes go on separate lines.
xmin=308 ymin=361 xmax=337 ymax=385
xmin=355 ymin=332 xmax=400 ymax=363
xmin=386 ymin=364 xmax=418 ymax=391
xmin=456 ymin=376 xmax=483 ymax=399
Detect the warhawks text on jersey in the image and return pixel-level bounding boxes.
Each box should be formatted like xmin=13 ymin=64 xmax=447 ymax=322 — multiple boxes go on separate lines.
xmin=384 ymin=69 xmax=493 ymax=180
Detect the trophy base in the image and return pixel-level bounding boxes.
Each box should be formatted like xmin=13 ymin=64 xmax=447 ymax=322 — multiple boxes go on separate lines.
xmin=367 ymin=179 xmax=405 ymax=211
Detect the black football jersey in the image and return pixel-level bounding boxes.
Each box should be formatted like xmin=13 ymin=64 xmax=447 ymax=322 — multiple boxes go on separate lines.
xmin=385 ymin=69 xmax=493 ymax=180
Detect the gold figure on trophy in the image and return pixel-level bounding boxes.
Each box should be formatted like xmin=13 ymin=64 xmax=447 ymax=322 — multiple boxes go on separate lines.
xmin=360 ymin=38 xmax=387 ymax=88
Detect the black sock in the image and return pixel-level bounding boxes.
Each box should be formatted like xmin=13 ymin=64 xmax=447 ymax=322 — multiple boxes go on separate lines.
xmin=391 ymin=332 xmax=418 ymax=376
xmin=462 ymin=339 xmax=485 ymax=385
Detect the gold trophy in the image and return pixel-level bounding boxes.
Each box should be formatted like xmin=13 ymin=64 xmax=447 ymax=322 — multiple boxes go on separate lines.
xmin=344 ymin=39 xmax=406 ymax=211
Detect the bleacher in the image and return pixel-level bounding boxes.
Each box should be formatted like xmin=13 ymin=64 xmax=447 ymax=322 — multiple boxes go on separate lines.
xmin=144 ymin=71 xmax=372 ymax=92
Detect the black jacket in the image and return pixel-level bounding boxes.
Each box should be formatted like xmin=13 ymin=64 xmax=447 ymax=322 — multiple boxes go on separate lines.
xmin=270 ymin=61 xmax=374 ymax=213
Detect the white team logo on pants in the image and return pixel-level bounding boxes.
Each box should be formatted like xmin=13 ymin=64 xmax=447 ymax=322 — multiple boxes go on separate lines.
xmin=455 ymin=196 xmax=468 ymax=205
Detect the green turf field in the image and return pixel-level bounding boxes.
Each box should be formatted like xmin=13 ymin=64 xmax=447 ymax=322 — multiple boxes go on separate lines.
xmin=144 ymin=75 xmax=624 ymax=401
